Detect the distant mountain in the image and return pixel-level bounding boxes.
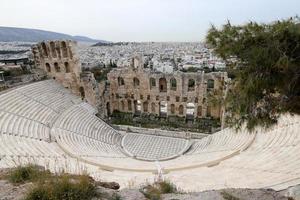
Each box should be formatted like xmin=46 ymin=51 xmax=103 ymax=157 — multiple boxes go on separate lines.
xmin=92 ymin=41 xmax=128 ymax=47
xmin=0 ymin=27 xmax=107 ymax=43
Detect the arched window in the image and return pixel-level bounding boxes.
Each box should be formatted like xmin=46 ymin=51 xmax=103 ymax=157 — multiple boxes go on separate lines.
xmin=207 ymin=79 xmax=215 ymax=89
xmin=197 ymin=106 xmax=202 ymax=117
xmin=118 ymin=77 xmax=125 ymax=86
xmin=188 ymin=79 xmax=195 ymax=91
xmin=54 ymin=62 xmax=60 ymax=72
xmin=106 ymin=102 xmax=111 ymax=116
xmin=45 ymin=63 xmax=51 ymax=72
xmin=50 ymin=41 xmax=57 ymax=58
xmin=61 ymin=41 xmax=68 ymax=58
xmin=150 ymin=78 xmax=156 ymax=89
xmin=159 ymin=78 xmax=167 ymax=92
xmin=64 ymin=62 xmax=70 ymax=73
xmin=121 ymin=101 xmax=125 ymax=111
xmin=170 ymin=78 xmax=177 ymax=91
xmin=143 ymin=101 xmax=149 ymax=112
xmin=133 ymin=77 xmax=140 ymax=87
xmin=207 ymin=105 xmax=212 ymax=117
xmin=41 ymin=42 xmax=48 ymax=57
xmin=179 ymin=105 xmax=184 ymax=115
xmin=170 ymin=104 xmax=175 ymax=114
xmin=134 ymin=100 xmax=142 ymax=113
xmin=127 ymin=100 xmax=132 ymax=111
xmin=151 ymin=102 xmax=156 ymax=113
xmin=79 ymin=86 xmax=85 ymax=99
xmin=159 ymin=101 xmax=167 ymax=117
xmin=186 ymin=103 xmax=195 ymax=116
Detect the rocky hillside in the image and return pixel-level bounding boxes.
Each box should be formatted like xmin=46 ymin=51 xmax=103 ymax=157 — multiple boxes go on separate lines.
xmin=0 ymin=166 xmax=298 ymax=200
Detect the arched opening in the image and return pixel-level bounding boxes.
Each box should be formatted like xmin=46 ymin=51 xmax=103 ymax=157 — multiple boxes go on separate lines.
xmin=170 ymin=78 xmax=177 ymax=91
xmin=69 ymin=48 xmax=73 ymax=59
xmin=127 ymin=100 xmax=132 ymax=111
xmin=50 ymin=41 xmax=57 ymax=58
xmin=118 ymin=77 xmax=125 ymax=86
xmin=188 ymin=79 xmax=195 ymax=91
xmin=64 ymin=62 xmax=70 ymax=73
xmin=207 ymin=105 xmax=212 ymax=117
xmin=54 ymin=62 xmax=60 ymax=72
xmin=179 ymin=105 xmax=184 ymax=115
xmin=143 ymin=101 xmax=149 ymax=112
xmin=207 ymin=79 xmax=215 ymax=90
xmin=133 ymin=77 xmax=140 ymax=88
xmin=151 ymin=102 xmax=156 ymax=113
xmin=159 ymin=78 xmax=167 ymax=92
xmin=79 ymin=86 xmax=85 ymax=100
xmin=61 ymin=41 xmax=68 ymax=58
xmin=149 ymin=78 xmax=156 ymax=89
xmin=45 ymin=63 xmax=51 ymax=72
xmin=159 ymin=101 xmax=167 ymax=117
xmin=121 ymin=100 xmax=125 ymax=111
xmin=186 ymin=103 xmax=195 ymax=119
xmin=170 ymin=104 xmax=175 ymax=114
xmin=197 ymin=106 xmax=202 ymax=117
xmin=106 ymin=102 xmax=111 ymax=116
xmin=134 ymin=100 xmax=142 ymax=115
xmin=41 ymin=42 xmax=48 ymax=57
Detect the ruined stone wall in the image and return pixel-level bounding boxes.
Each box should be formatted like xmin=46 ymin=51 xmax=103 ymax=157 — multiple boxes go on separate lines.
xmin=32 ymin=40 xmax=100 ymax=108
xmin=32 ymin=40 xmax=82 ymax=95
xmin=107 ymin=64 xmax=229 ymax=121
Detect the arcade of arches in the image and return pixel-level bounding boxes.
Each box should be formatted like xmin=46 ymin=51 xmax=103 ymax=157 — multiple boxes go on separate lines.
xmin=107 ymin=66 xmax=228 ymax=123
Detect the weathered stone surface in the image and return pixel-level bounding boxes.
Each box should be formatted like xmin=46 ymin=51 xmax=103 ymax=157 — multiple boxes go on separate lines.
xmin=162 ymin=188 xmax=292 ymax=200
xmin=118 ymin=189 xmax=147 ymax=200
xmin=32 ymin=40 xmax=101 ymax=108
xmin=107 ymin=56 xmax=229 ymax=125
xmin=96 ymin=181 xmax=120 ymax=190
xmin=0 ymin=180 xmax=32 ymax=200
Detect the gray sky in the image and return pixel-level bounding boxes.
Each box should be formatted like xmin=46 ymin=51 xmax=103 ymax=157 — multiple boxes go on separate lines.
xmin=1 ymin=0 xmax=299 ymax=42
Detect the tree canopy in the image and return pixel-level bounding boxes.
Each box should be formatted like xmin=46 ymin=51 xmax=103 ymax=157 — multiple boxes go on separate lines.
xmin=206 ymin=17 xmax=300 ymax=130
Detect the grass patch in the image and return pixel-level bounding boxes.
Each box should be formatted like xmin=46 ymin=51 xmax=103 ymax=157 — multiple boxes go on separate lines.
xmin=221 ymin=191 xmax=241 ymax=200
xmin=140 ymin=180 xmax=177 ymax=200
xmin=7 ymin=165 xmax=50 ymax=185
xmin=4 ymin=165 xmax=101 ymax=200
xmin=25 ymin=174 xmax=100 ymax=200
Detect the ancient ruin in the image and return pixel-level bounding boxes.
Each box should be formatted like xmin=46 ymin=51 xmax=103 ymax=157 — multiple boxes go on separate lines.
xmin=32 ymin=41 xmax=229 ymax=127
xmin=107 ymin=56 xmax=228 ymax=121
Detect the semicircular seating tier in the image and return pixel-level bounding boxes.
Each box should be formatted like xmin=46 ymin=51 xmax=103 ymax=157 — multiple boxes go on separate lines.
xmin=0 ymin=80 xmax=300 ymax=192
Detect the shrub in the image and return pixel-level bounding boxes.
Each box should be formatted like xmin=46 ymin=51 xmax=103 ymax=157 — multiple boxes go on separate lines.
xmin=8 ymin=165 xmax=50 ymax=184
xmin=221 ymin=191 xmax=241 ymax=200
xmin=141 ymin=185 xmax=161 ymax=200
xmin=158 ymin=181 xmax=177 ymax=194
xmin=140 ymin=180 xmax=177 ymax=200
xmin=25 ymin=174 xmax=100 ymax=200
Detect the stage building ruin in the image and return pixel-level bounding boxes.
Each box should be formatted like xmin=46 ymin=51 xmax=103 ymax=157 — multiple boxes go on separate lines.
xmin=32 ymin=41 xmax=229 ymax=126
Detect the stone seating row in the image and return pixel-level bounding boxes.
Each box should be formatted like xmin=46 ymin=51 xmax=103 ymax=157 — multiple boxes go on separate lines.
xmin=55 ymin=129 xmax=125 ymax=158
xmin=15 ymin=80 xmax=81 ymax=113
xmin=54 ymin=105 xmax=122 ymax=145
xmin=0 ymin=111 xmax=50 ymax=140
xmin=0 ymin=91 xmax=58 ymax=125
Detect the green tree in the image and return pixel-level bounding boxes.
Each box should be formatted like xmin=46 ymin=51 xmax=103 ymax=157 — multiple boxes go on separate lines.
xmin=206 ymin=17 xmax=300 ymax=130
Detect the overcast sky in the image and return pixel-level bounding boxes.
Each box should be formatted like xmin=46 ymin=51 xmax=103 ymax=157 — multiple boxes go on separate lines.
xmin=0 ymin=0 xmax=299 ymax=42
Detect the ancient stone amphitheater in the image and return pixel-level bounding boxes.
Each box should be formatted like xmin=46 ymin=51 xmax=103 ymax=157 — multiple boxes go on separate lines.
xmin=0 ymin=79 xmax=300 ymax=192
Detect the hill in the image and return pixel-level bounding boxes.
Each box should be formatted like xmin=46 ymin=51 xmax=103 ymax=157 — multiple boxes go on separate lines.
xmin=0 ymin=27 xmax=107 ymax=43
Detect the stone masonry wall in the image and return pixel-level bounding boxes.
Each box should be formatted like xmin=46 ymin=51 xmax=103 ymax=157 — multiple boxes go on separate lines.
xmin=107 ymin=57 xmax=229 ymax=122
